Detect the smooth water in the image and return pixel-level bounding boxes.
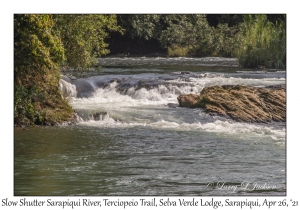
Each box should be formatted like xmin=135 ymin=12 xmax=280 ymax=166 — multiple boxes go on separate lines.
xmin=14 ymin=57 xmax=286 ymax=196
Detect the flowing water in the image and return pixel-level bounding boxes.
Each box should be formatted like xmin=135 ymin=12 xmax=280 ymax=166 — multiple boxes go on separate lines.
xmin=14 ymin=57 xmax=286 ymax=196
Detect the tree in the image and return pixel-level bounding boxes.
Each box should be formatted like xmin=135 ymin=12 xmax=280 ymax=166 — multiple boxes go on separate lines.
xmin=14 ymin=14 xmax=123 ymax=126
xmin=14 ymin=14 xmax=65 ymax=86
xmin=206 ymin=14 xmax=244 ymax=28
xmin=117 ymin=14 xmax=160 ymax=40
xmin=53 ymin=14 xmax=123 ymax=73
xmin=159 ymin=15 xmax=214 ymax=56
xmin=14 ymin=14 xmax=72 ymax=126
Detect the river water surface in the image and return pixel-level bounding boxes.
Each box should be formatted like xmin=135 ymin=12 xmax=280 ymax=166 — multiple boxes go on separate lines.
xmin=14 ymin=57 xmax=286 ymax=196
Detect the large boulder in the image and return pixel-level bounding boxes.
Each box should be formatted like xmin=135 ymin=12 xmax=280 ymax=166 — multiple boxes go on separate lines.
xmin=177 ymin=85 xmax=286 ymax=123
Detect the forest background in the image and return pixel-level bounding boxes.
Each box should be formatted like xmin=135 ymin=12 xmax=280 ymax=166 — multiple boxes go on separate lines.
xmin=14 ymin=14 xmax=286 ymax=126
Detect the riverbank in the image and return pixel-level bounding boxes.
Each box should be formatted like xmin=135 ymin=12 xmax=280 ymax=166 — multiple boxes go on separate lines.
xmin=98 ymin=57 xmax=239 ymax=68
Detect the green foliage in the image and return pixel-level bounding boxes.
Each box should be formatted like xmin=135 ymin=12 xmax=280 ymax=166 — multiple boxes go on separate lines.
xmin=14 ymin=14 xmax=124 ymax=126
xmin=14 ymin=85 xmax=36 ymax=125
xmin=236 ymin=15 xmax=286 ymax=69
xmin=212 ymin=24 xmax=240 ymax=57
xmin=14 ymin=14 xmax=65 ymax=85
xmin=159 ymin=15 xmax=215 ymax=56
xmin=206 ymin=14 xmax=245 ymax=28
xmin=114 ymin=14 xmax=241 ymax=57
xmin=167 ymin=45 xmax=189 ymax=57
xmin=113 ymin=14 xmax=286 ymax=69
xmin=14 ymin=14 xmax=287 ymax=126
xmin=157 ymin=15 xmax=239 ymax=57
xmin=114 ymin=14 xmax=214 ymax=56
xmin=14 ymin=14 xmax=73 ymax=126
xmin=53 ymin=14 xmax=123 ymax=72
xmin=117 ymin=15 xmax=160 ymax=40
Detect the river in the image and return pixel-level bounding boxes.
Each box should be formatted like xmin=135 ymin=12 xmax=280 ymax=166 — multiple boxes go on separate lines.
xmin=14 ymin=57 xmax=286 ymax=196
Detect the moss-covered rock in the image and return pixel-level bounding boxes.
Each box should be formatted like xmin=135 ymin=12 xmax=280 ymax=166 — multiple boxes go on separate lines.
xmin=177 ymin=85 xmax=286 ymax=123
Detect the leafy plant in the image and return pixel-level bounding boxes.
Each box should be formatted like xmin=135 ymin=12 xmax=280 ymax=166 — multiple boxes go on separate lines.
xmin=14 ymin=14 xmax=124 ymax=126
xmin=236 ymin=15 xmax=286 ymax=69
xmin=159 ymin=15 xmax=214 ymax=56
xmin=53 ymin=14 xmax=123 ymax=73
xmin=14 ymin=14 xmax=72 ymax=126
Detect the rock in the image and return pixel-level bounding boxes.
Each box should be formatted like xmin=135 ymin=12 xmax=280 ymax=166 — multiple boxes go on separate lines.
xmin=177 ymin=85 xmax=286 ymax=123
xmin=90 ymin=112 xmax=109 ymax=121
xmin=177 ymin=94 xmax=200 ymax=108
xmin=167 ymin=103 xmax=178 ymax=108
xmin=73 ymin=79 xmax=95 ymax=98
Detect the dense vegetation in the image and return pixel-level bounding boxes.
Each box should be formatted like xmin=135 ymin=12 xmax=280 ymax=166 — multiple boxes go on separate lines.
xmin=108 ymin=14 xmax=286 ymax=68
xmin=14 ymin=14 xmax=121 ymax=126
xmin=53 ymin=15 xmax=123 ymax=74
xmin=14 ymin=14 xmax=286 ymax=126
xmin=236 ymin=15 xmax=286 ymax=69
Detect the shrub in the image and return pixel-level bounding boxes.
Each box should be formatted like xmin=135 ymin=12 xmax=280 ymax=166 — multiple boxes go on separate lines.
xmin=236 ymin=15 xmax=286 ymax=69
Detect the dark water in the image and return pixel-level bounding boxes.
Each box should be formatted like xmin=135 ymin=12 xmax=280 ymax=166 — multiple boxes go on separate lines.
xmin=14 ymin=57 xmax=286 ymax=196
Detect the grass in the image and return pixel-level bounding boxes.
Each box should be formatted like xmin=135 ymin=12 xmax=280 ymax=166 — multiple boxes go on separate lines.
xmin=236 ymin=15 xmax=286 ymax=69
xmin=167 ymin=45 xmax=189 ymax=57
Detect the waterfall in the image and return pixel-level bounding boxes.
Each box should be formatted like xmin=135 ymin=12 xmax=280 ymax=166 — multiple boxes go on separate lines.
xmin=59 ymin=78 xmax=77 ymax=98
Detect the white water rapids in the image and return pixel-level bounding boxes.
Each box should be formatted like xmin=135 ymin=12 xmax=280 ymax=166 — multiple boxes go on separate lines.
xmin=59 ymin=69 xmax=286 ymax=143
xmin=15 ymin=58 xmax=286 ymax=196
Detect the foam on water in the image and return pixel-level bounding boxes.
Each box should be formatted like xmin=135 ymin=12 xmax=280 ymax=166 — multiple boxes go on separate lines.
xmin=175 ymin=75 xmax=285 ymax=91
xmin=61 ymin=70 xmax=285 ymax=144
xmin=68 ymin=73 xmax=285 ymax=108
xmin=70 ymin=84 xmax=175 ymax=109
xmin=59 ymin=79 xmax=77 ymax=98
xmin=77 ymin=118 xmax=285 ymax=142
xmin=16 ymin=61 xmax=287 ymax=196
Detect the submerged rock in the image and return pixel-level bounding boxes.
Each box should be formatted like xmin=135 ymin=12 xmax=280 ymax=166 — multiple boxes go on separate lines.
xmin=167 ymin=103 xmax=178 ymax=108
xmin=177 ymin=85 xmax=286 ymax=123
xmin=89 ymin=112 xmax=109 ymax=121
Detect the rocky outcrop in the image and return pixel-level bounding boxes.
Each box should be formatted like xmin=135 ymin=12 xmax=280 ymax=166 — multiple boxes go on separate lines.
xmin=177 ymin=85 xmax=286 ymax=123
